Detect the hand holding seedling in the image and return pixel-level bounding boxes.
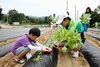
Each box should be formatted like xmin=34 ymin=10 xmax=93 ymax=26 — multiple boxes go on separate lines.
xmin=42 ymin=47 xmax=52 ymax=53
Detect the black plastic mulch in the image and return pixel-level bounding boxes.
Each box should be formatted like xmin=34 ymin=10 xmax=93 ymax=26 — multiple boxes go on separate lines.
xmin=81 ymin=41 xmax=100 ymax=67
xmin=23 ymin=47 xmax=59 ymax=67
xmin=87 ymin=32 xmax=100 ymax=40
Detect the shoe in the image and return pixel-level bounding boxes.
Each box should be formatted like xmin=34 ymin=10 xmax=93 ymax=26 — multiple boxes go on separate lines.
xmin=26 ymin=53 xmax=32 ymax=59
xmin=15 ymin=58 xmax=26 ymax=64
xmin=73 ymin=51 xmax=79 ymax=58
xmin=19 ymin=59 xmax=26 ymax=64
xmin=15 ymin=58 xmax=19 ymax=63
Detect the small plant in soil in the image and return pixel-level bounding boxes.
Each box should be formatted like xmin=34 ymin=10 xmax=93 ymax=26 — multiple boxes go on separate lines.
xmin=33 ymin=55 xmax=42 ymax=62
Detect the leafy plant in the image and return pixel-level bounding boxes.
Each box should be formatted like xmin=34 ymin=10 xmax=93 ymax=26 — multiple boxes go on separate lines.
xmin=61 ymin=46 xmax=67 ymax=54
xmin=33 ymin=55 xmax=42 ymax=62
xmin=47 ymin=27 xmax=83 ymax=50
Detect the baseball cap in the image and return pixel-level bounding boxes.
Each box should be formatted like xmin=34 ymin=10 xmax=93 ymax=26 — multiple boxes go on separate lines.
xmin=56 ymin=14 xmax=68 ymax=24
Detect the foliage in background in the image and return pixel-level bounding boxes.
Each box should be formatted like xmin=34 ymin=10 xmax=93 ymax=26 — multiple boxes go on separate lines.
xmin=1 ymin=5 xmax=100 ymax=26
xmin=90 ymin=5 xmax=100 ymax=27
xmin=0 ymin=7 xmax=3 ymax=21
xmin=1 ymin=9 xmax=50 ymax=25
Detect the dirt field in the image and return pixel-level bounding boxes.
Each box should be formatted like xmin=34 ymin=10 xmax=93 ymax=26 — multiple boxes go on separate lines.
xmin=0 ymin=30 xmax=90 ymax=67
xmin=86 ymin=35 xmax=100 ymax=47
xmin=0 ymin=31 xmax=53 ymax=67
xmin=0 ymin=24 xmax=23 ymax=28
xmin=88 ymin=30 xmax=100 ymax=35
xmin=57 ymin=52 xmax=89 ymax=67
xmin=0 ymin=37 xmax=20 ymax=46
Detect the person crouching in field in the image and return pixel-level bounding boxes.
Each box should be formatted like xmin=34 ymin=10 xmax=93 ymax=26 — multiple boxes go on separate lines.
xmin=11 ymin=28 xmax=52 ymax=64
xmin=56 ymin=15 xmax=85 ymax=58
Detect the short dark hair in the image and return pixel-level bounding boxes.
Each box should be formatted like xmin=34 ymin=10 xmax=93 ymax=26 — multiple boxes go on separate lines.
xmin=63 ymin=17 xmax=71 ymax=21
xmin=29 ymin=28 xmax=40 ymax=37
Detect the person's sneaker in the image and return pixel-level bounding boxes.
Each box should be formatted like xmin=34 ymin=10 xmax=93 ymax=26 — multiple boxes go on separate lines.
xmin=26 ymin=53 xmax=32 ymax=59
xmin=15 ymin=58 xmax=26 ymax=64
xmin=15 ymin=58 xmax=19 ymax=63
xmin=73 ymin=51 xmax=79 ymax=58
xmin=19 ymin=59 xmax=26 ymax=64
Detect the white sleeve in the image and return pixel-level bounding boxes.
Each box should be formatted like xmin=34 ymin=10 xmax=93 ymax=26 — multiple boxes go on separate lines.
xmin=27 ymin=44 xmax=42 ymax=51
xmin=35 ymin=42 xmax=46 ymax=49
xmin=87 ymin=18 xmax=91 ymax=20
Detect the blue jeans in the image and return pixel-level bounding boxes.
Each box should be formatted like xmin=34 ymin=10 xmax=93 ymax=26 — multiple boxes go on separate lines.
xmin=83 ymin=24 xmax=89 ymax=32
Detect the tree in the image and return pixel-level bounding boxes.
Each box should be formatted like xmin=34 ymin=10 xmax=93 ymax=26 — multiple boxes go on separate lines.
xmin=8 ymin=9 xmax=26 ymax=24
xmin=94 ymin=5 xmax=100 ymax=13
xmin=6 ymin=9 xmax=51 ymax=25
xmin=0 ymin=7 xmax=3 ymax=21
xmin=44 ymin=16 xmax=49 ymax=24
xmin=2 ymin=14 xmax=7 ymax=23
xmin=26 ymin=16 xmax=36 ymax=24
xmin=90 ymin=5 xmax=100 ymax=27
